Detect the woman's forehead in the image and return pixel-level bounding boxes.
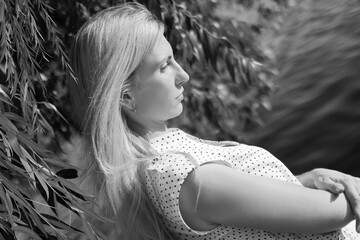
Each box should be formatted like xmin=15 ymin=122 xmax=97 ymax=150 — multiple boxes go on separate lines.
xmin=141 ymin=36 xmax=173 ymax=69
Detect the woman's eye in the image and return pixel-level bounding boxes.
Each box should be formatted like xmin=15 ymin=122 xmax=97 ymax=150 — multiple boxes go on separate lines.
xmin=160 ymin=60 xmax=171 ymax=73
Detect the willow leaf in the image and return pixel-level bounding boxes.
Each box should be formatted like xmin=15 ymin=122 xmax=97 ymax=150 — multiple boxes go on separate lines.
xmin=12 ymin=225 xmax=42 ymax=240
xmin=0 ymin=184 xmax=13 ymax=224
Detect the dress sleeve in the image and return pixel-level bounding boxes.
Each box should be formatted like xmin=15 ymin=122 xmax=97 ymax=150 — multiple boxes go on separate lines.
xmin=144 ymin=151 xmax=219 ymax=236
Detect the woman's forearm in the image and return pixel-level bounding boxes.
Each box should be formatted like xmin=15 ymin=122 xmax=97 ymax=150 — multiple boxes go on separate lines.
xmin=180 ymin=163 xmax=355 ymax=234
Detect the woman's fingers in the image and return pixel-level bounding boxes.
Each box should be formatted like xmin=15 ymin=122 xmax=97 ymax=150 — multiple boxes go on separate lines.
xmin=313 ymin=176 xmax=344 ymax=194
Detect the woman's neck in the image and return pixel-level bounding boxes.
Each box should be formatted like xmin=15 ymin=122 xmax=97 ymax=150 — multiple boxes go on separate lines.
xmin=146 ymin=120 xmax=169 ymax=139
xmin=123 ymin=109 xmax=168 ymax=137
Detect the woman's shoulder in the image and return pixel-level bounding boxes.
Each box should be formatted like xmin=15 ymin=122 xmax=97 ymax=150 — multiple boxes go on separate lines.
xmin=149 ymin=127 xmax=242 ymax=149
xmin=146 ymin=150 xmax=198 ymax=174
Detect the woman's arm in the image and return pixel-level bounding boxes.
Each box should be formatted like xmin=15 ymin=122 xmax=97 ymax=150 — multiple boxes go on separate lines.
xmin=296 ymin=168 xmax=360 ymax=233
xmin=179 ymin=163 xmax=355 ymax=234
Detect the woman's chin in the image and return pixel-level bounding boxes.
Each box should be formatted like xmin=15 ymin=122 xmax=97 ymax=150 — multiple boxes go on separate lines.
xmin=167 ymin=104 xmax=184 ymax=120
xmin=174 ymin=103 xmax=184 ymax=116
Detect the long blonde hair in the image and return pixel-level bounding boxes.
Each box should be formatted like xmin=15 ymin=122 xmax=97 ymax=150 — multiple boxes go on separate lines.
xmin=68 ymin=3 xmax=174 ymax=239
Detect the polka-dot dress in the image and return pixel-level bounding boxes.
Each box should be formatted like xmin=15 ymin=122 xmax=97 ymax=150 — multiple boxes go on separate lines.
xmin=145 ymin=128 xmax=360 ymax=240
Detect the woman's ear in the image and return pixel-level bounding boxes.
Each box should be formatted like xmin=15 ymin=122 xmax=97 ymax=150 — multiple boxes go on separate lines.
xmin=122 ymin=92 xmax=136 ymax=112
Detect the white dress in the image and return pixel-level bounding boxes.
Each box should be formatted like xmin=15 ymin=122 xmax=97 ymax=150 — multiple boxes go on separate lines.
xmin=145 ymin=128 xmax=360 ymax=240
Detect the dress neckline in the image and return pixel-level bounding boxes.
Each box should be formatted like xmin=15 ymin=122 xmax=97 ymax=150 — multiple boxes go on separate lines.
xmin=148 ymin=127 xmax=181 ymax=142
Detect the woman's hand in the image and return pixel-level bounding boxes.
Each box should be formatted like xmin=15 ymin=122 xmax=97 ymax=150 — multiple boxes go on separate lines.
xmin=297 ymin=168 xmax=360 ymax=232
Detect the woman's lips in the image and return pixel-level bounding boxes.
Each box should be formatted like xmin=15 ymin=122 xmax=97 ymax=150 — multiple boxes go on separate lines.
xmin=176 ymin=92 xmax=184 ymax=101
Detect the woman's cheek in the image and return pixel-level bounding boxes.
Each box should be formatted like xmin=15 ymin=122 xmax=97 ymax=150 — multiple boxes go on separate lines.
xmin=138 ymin=90 xmax=173 ymax=118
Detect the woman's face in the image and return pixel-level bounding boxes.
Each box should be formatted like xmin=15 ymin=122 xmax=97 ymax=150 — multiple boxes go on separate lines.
xmin=132 ymin=35 xmax=190 ymax=125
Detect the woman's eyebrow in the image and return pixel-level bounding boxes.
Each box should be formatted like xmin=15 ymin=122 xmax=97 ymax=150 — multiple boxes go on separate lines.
xmin=159 ymin=56 xmax=172 ymax=65
xmin=154 ymin=55 xmax=172 ymax=69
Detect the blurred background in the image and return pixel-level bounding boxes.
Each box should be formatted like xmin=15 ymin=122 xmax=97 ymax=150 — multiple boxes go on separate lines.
xmin=1 ymin=0 xmax=359 ymax=239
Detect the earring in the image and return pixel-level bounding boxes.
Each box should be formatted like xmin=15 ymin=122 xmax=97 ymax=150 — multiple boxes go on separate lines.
xmin=132 ymin=103 xmax=137 ymax=113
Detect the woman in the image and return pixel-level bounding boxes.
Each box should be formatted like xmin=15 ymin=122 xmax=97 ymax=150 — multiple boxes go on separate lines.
xmin=68 ymin=2 xmax=360 ymax=240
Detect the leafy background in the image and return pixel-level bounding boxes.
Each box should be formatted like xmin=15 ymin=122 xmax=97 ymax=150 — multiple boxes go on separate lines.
xmin=1 ymin=0 xmax=359 ymax=239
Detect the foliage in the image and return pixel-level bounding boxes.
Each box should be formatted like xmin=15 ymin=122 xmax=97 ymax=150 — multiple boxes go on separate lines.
xmin=163 ymin=0 xmax=290 ymax=140
xmin=0 ymin=0 xmax=105 ymax=239
xmin=42 ymin=0 xmax=292 ymax=142
xmin=0 ymin=0 xmax=291 ymax=239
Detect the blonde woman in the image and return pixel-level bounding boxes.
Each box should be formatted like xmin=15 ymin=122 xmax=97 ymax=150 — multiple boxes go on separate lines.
xmin=68 ymin=2 xmax=360 ymax=240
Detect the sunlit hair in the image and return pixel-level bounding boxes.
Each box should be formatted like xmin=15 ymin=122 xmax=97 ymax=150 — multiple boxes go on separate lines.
xmin=68 ymin=3 xmax=174 ymax=239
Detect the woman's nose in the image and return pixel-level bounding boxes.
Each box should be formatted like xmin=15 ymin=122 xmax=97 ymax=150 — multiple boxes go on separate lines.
xmin=175 ymin=64 xmax=190 ymax=86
